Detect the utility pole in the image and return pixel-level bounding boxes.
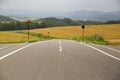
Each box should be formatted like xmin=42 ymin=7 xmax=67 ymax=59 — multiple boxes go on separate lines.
xmin=26 ymin=19 xmax=32 ymax=42
xmin=81 ymin=25 xmax=85 ymax=42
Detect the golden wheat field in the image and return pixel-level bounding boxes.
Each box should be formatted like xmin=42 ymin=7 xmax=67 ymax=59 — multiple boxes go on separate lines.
xmin=31 ymin=24 xmax=120 ymax=44
xmin=0 ymin=24 xmax=120 ymax=44
xmin=0 ymin=31 xmax=38 ymax=43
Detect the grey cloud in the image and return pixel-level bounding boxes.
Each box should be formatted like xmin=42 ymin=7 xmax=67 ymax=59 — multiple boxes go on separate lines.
xmin=0 ymin=0 xmax=119 ymax=12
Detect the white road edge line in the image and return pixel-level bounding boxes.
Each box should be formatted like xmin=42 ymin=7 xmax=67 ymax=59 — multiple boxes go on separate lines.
xmin=0 ymin=46 xmax=10 ymax=50
xmin=80 ymin=43 xmax=120 ymax=61
xmin=91 ymin=44 xmax=120 ymax=53
xmin=0 ymin=42 xmax=39 ymax=61
xmin=70 ymin=40 xmax=120 ymax=61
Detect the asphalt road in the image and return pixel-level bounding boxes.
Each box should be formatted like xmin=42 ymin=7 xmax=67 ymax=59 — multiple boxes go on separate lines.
xmin=0 ymin=40 xmax=120 ymax=80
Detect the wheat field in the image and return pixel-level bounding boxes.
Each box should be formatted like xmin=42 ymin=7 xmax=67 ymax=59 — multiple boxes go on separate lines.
xmin=31 ymin=24 xmax=120 ymax=45
xmin=0 ymin=31 xmax=38 ymax=43
xmin=0 ymin=24 xmax=120 ymax=44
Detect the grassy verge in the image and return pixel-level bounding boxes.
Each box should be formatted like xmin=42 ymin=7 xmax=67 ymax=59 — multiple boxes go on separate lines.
xmin=15 ymin=31 xmax=54 ymax=40
xmin=71 ymin=34 xmax=109 ymax=45
xmin=30 ymin=24 xmax=120 ymax=45
xmin=0 ymin=40 xmax=38 ymax=44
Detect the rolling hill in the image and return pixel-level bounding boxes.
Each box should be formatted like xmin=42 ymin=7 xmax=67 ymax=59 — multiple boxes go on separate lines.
xmin=65 ymin=10 xmax=120 ymax=22
xmin=0 ymin=15 xmax=16 ymax=22
xmin=0 ymin=9 xmax=120 ymax=22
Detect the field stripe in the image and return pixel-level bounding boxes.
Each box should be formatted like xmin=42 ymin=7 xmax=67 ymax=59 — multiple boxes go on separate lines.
xmin=80 ymin=43 xmax=120 ymax=61
xmin=69 ymin=40 xmax=120 ymax=61
xmin=0 ymin=42 xmax=39 ymax=61
xmin=91 ymin=44 xmax=120 ymax=53
xmin=0 ymin=46 xmax=10 ymax=50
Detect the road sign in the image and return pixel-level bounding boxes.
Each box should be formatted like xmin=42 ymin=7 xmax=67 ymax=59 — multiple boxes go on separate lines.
xmin=81 ymin=25 xmax=85 ymax=42
xmin=26 ymin=19 xmax=32 ymax=42
xmin=81 ymin=25 xmax=85 ymax=29
xmin=26 ymin=19 xmax=32 ymax=25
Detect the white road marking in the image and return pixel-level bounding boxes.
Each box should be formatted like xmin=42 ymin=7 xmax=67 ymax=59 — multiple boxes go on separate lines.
xmin=91 ymin=44 xmax=120 ymax=53
xmin=80 ymin=43 xmax=120 ymax=61
xmin=59 ymin=40 xmax=62 ymax=52
xmin=0 ymin=42 xmax=40 ymax=61
xmin=0 ymin=46 xmax=10 ymax=50
xmin=69 ymin=40 xmax=120 ymax=61
xmin=59 ymin=46 xmax=62 ymax=51
xmin=59 ymin=40 xmax=60 ymax=43
xmin=59 ymin=41 xmax=61 ymax=45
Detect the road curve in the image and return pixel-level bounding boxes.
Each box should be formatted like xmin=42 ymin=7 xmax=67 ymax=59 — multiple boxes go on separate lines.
xmin=0 ymin=40 xmax=120 ymax=80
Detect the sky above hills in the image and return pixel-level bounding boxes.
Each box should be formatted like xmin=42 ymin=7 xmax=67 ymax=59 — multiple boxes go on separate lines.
xmin=0 ymin=0 xmax=120 ymax=12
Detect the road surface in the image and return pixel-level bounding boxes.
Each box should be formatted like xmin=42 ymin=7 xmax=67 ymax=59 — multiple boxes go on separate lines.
xmin=0 ymin=40 xmax=120 ymax=80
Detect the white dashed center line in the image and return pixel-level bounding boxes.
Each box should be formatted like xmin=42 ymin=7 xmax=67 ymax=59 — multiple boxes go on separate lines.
xmin=59 ymin=40 xmax=62 ymax=52
xmin=59 ymin=46 xmax=62 ymax=51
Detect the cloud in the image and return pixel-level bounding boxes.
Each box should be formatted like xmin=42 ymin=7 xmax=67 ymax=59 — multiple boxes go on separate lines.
xmin=0 ymin=0 xmax=120 ymax=12
xmin=116 ymin=0 xmax=120 ymax=3
xmin=0 ymin=0 xmax=4 ymax=4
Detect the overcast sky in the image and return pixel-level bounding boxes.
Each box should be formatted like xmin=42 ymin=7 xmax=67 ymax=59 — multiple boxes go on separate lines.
xmin=0 ymin=0 xmax=120 ymax=12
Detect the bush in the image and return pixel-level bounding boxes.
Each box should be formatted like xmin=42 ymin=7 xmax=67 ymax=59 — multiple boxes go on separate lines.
xmin=72 ymin=34 xmax=109 ymax=45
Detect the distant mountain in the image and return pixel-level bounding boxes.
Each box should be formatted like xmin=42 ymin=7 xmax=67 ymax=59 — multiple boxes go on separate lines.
xmin=65 ymin=10 xmax=120 ymax=22
xmin=34 ymin=17 xmax=106 ymax=27
xmin=0 ymin=9 xmax=64 ymax=18
xmin=34 ymin=17 xmax=75 ymax=27
xmin=0 ymin=9 xmax=120 ymax=22
xmin=0 ymin=15 xmax=15 ymax=22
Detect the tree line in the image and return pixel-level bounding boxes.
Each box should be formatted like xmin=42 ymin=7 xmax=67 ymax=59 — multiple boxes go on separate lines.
xmin=0 ymin=21 xmax=47 ymax=31
xmin=0 ymin=17 xmax=120 ymax=31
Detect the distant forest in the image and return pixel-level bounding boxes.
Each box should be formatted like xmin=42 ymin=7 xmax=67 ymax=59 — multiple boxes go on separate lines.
xmin=0 ymin=15 xmax=120 ymax=31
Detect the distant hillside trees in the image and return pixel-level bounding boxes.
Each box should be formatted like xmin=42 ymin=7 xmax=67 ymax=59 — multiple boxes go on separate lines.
xmin=0 ymin=15 xmax=15 ymax=22
xmin=105 ymin=20 xmax=120 ymax=24
xmin=0 ymin=21 xmax=48 ymax=31
xmin=0 ymin=16 xmax=120 ymax=31
xmin=35 ymin=17 xmax=104 ymax=27
xmin=39 ymin=17 xmax=69 ymax=27
xmin=62 ymin=18 xmax=74 ymax=25
xmin=40 ymin=21 xmax=47 ymax=28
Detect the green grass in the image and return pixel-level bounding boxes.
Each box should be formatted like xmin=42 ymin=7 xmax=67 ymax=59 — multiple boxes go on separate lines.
xmin=0 ymin=40 xmax=38 ymax=44
xmin=15 ymin=31 xmax=54 ymax=40
xmin=71 ymin=34 xmax=109 ymax=45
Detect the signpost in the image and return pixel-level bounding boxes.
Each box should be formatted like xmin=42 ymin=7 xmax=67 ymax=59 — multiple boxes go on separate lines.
xmin=101 ymin=28 xmax=104 ymax=36
xmin=81 ymin=25 xmax=85 ymax=42
xmin=26 ymin=19 xmax=32 ymax=42
xmin=47 ymin=32 xmax=50 ymax=36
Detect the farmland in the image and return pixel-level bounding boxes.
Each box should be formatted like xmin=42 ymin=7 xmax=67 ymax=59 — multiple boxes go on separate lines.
xmin=0 ymin=24 xmax=120 ymax=45
xmin=0 ymin=31 xmax=39 ymax=43
xmin=31 ymin=24 xmax=120 ymax=45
